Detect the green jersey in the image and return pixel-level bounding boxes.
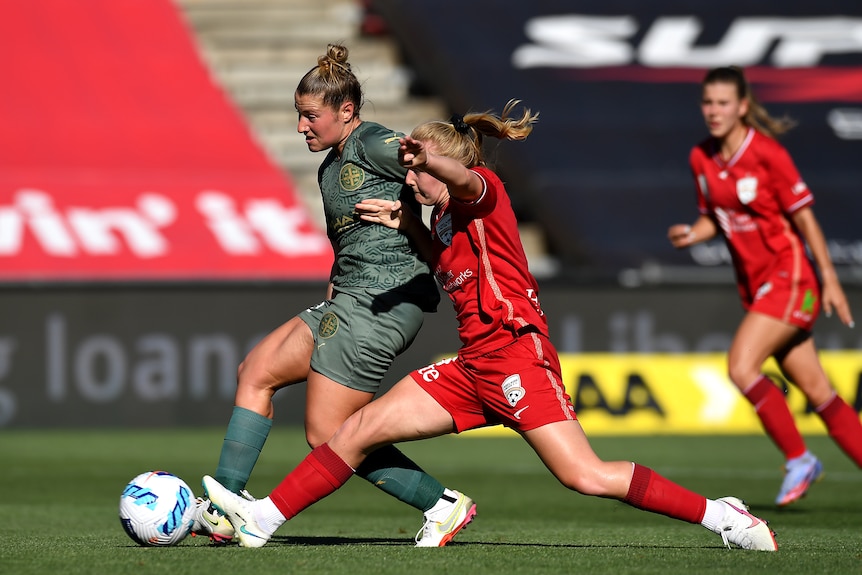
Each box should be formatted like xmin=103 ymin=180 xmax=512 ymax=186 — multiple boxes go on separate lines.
xmin=318 ymin=121 xmax=438 ymax=309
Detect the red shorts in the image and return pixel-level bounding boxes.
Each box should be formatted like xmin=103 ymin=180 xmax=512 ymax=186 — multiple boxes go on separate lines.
xmin=746 ymin=270 xmax=821 ymax=331
xmin=410 ymin=332 xmax=576 ymax=433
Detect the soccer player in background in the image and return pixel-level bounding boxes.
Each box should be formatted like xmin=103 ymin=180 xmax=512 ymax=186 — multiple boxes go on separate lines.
xmin=202 ymin=101 xmax=778 ymax=551
xmin=191 ymin=43 xmax=475 ymax=547
xmin=668 ymin=66 xmax=862 ymax=506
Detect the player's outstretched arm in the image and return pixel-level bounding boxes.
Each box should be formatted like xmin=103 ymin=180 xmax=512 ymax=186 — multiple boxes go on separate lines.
xmin=793 ymin=207 xmax=854 ymax=327
xmin=668 ymin=215 xmax=717 ymax=249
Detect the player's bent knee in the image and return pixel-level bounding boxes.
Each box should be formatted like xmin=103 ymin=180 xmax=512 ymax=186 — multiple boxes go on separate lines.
xmin=727 ymin=366 xmax=756 ymax=390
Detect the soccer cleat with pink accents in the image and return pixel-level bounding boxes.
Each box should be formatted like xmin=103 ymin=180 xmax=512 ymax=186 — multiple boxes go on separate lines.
xmin=415 ymin=490 xmax=477 ymax=547
xmin=776 ymin=452 xmax=823 ymax=507
xmin=715 ymin=496 xmax=778 ymax=551
xmin=190 ymin=497 xmax=234 ymax=544
xmin=202 ymin=476 xmax=270 ymax=548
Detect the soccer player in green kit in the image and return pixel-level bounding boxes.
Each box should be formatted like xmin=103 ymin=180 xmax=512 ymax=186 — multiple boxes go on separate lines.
xmin=191 ymin=43 xmax=475 ymax=547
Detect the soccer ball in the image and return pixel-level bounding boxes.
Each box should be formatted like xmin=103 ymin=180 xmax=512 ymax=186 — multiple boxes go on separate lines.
xmin=119 ymin=471 xmax=196 ymax=546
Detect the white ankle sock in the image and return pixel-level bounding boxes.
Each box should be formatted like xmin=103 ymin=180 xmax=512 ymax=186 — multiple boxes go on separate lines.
xmin=700 ymin=499 xmax=726 ymax=532
xmin=252 ymin=496 xmax=286 ymax=535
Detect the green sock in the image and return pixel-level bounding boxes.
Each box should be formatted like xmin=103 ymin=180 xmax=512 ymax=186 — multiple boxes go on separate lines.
xmin=355 ymin=445 xmax=445 ymax=512
xmin=214 ymin=406 xmax=273 ymax=494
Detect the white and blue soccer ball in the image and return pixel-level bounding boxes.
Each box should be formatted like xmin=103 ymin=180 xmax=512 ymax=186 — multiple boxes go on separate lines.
xmin=119 ymin=471 xmax=196 ymax=546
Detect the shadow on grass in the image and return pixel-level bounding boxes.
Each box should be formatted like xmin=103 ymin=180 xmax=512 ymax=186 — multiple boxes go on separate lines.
xmin=270 ymin=535 xmax=407 ymax=546
xmin=746 ymin=502 xmax=842 ymax=515
xmin=267 ymin=535 xmax=742 ymax=551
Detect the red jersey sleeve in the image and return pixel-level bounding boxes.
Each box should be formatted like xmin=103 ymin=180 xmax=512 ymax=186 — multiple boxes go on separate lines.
xmin=763 ymin=139 xmax=814 ymax=215
xmin=450 ymin=166 xmax=498 ymax=218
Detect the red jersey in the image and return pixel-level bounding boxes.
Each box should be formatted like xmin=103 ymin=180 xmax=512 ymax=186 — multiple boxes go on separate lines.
xmin=429 ymin=166 xmax=547 ymax=356
xmin=689 ymin=128 xmax=817 ymax=304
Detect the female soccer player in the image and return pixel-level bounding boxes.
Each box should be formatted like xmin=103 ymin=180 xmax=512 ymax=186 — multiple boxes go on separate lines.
xmin=202 ymin=101 xmax=777 ymax=551
xmin=667 ymin=66 xmax=861 ymax=506
xmin=192 ymin=44 xmax=473 ymax=547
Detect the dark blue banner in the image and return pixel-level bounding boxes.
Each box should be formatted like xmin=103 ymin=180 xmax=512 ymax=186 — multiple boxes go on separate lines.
xmin=374 ymin=0 xmax=862 ymax=280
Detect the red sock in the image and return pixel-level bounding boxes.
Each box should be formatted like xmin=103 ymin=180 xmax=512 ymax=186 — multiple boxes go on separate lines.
xmin=624 ymin=463 xmax=706 ymax=524
xmin=743 ymin=375 xmax=806 ymax=459
xmin=817 ymin=394 xmax=862 ymax=467
xmin=269 ymin=444 xmax=355 ymax=520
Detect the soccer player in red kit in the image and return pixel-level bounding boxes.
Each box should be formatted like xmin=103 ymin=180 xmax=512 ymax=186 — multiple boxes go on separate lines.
xmin=669 ymin=66 xmax=861 ymax=506
xmin=203 ymin=101 xmax=777 ymax=551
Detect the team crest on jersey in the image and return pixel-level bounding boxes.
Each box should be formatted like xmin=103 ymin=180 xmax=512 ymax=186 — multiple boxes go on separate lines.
xmin=435 ymin=213 xmax=453 ymax=246
xmin=736 ymin=176 xmax=758 ymax=205
xmin=318 ymin=312 xmax=339 ymax=338
xmin=339 ymin=163 xmax=365 ymax=191
xmin=501 ymin=374 xmax=526 ymax=407
xmin=755 ymin=281 xmax=772 ymax=301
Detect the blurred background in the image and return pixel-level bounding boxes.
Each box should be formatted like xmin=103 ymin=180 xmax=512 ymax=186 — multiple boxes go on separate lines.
xmin=1 ymin=0 xmax=860 ymax=429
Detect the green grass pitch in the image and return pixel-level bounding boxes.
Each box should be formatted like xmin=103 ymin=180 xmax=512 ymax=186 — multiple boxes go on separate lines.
xmin=1 ymin=428 xmax=860 ymax=575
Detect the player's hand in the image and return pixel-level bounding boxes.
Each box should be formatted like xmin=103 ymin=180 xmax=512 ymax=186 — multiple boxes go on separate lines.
xmin=399 ymin=136 xmax=428 ymax=170
xmin=668 ymin=224 xmax=696 ymax=248
xmin=822 ymin=280 xmax=855 ymax=328
xmin=355 ymin=198 xmax=406 ymax=230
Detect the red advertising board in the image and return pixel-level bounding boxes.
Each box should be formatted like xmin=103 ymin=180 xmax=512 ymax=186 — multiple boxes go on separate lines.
xmin=0 ymin=0 xmax=332 ymax=281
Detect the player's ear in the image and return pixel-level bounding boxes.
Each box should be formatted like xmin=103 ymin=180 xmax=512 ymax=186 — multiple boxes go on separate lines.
xmin=739 ymin=97 xmax=750 ymax=119
xmin=339 ymin=101 xmax=355 ymax=123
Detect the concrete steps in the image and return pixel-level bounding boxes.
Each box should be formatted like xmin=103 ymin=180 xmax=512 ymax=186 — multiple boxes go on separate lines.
xmin=176 ymin=0 xmax=446 ymax=228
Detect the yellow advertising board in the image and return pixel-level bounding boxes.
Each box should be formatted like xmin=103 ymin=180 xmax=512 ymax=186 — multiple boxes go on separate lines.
xmin=466 ymin=352 xmax=862 ymax=436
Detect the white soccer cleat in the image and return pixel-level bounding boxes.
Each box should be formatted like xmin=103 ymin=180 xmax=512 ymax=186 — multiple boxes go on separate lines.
xmin=202 ymin=475 xmax=270 ymax=548
xmin=190 ymin=497 xmax=235 ymax=544
xmin=715 ymin=497 xmax=778 ymax=551
xmin=415 ymin=490 xmax=477 ymax=547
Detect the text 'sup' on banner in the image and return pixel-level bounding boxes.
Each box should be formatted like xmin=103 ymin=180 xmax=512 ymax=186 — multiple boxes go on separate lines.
xmin=375 ymin=0 xmax=862 ymax=279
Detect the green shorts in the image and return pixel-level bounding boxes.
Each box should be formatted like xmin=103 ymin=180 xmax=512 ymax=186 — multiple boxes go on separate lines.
xmin=298 ymin=288 xmax=426 ymax=393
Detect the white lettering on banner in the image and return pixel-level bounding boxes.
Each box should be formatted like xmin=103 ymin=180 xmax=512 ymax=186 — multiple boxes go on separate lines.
xmin=516 ymin=15 xmax=637 ymax=67
xmin=689 ymin=241 xmax=733 ymax=266
xmin=0 ymin=190 xmax=175 ymax=258
xmin=132 ymin=335 xmax=180 ymax=401
xmin=0 ymin=337 xmax=17 ymax=426
xmin=244 ymin=198 xmax=329 ymax=256
xmin=75 ymin=336 xmax=127 ymax=402
xmin=46 ymin=314 xmax=65 ymax=401
xmin=45 ymin=313 xmax=250 ymax=405
xmin=68 ymin=194 xmax=175 ymax=257
xmin=0 ymin=190 xmax=328 ymax=260
xmin=0 ymin=190 xmax=77 ymax=255
xmin=196 ymin=191 xmax=329 ymax=256
xmin=513 ymin=15 xmax=862 ymax=68
xmin=195 ymin=192 xmax=259 ymax=254
xmin=827 ymin=239 xmax=862 ymax=264
xmin=828 ymin=108 xmax=862 ymax=140
xmin=687 ymin=238 xmax=862 ymax=267
xmin=558 ymin=311 xmax=733 ymax=353
xmin=188 ymin=335 xmax=239 ymax=400
xmin=608 ymin=311 xmax=689 ymax=352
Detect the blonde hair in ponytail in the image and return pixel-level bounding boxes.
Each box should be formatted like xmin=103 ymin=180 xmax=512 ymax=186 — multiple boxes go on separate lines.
xmin=411 ymin=99 xmax=538 ymax=168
